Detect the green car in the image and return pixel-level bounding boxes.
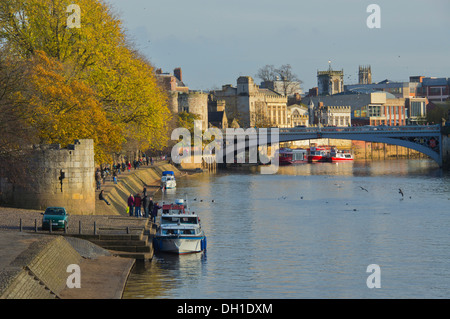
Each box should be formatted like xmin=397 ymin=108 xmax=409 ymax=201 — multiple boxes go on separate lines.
xmin=42 ymin=207 xmax=69 ymax=230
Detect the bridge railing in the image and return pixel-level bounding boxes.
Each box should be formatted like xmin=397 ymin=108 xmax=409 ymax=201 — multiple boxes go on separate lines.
xmin=278 ymin=125 xmax=441 ymax=134
xmin=220 ymin=125 xmax=441 ymax=138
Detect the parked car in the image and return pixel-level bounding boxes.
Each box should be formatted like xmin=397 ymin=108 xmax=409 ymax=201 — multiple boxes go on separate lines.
xmin=42 ymin=207 xmax=69 ymax=230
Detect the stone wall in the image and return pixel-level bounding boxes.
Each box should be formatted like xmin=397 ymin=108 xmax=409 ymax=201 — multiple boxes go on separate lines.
xmin=3 ymin=139 xmax=95 ymax=215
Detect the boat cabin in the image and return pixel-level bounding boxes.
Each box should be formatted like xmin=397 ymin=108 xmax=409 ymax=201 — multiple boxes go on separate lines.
xmin=160 ymin=224 xmax=201 ymax=236
xmin=161 ymin=215 xmax=199 ymax=225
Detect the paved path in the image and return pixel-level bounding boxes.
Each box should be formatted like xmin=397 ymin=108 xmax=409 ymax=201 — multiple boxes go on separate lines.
xmin=58 ymin=255 xmax=134 ymax=299
xmin=0 ymin=207 xmax=149 ymax=236
xmin=0 ymin=231 xmax=135 ymax=299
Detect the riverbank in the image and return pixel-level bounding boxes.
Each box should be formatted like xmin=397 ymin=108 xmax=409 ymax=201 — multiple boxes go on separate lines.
xmin=95 ymin=161 xmax=196 ymax=215
xmin=0 ymin=161 xmax=205 ymax=299
xmin=0 ymin=231 xmax=134 ymax=299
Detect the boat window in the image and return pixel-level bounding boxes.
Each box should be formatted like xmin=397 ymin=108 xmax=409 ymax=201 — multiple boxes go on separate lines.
xmin=161 ymin=216 xmax=198 ymax=224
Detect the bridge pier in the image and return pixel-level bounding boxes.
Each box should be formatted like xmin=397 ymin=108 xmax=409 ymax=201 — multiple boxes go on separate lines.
xmin=442 ymin=133 xmax=450 ymax=169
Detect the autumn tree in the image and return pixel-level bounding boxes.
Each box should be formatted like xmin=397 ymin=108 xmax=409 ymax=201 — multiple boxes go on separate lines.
xmin=0 ymin=0 xmax=171 ymax=163
xmin=24 ymin=51 xmax=123 ymax=163
xmin=0 ymin=45 xmax=38 ymax=185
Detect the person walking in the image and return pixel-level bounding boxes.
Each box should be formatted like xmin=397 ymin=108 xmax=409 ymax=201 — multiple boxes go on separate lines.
xmin=99 ymin=190 xmax=111 ymax=205
xmin=134 ymin=193 xmax=142 ymax=217
xmin=127 ymin=161 xmax=131 ymax=172
xmin=127 ymin=194 xmax=134 ymax=217
xmin=148 ymin=196 xmax=154 ymax=216
xmin=151 ymin=202 xmax=161 ymax=223
xmin=113 ymin=170 xmax=117 ymax=184
xmin=95 ymin=169 xmax=101 ymax=190
xmin=142 ymin=193 xmax=150 ymax=218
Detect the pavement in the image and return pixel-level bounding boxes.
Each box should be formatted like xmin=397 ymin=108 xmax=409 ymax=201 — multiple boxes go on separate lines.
xmin=0 ymin=231 xmax=135 ymax=299
xmin=58 ymin=254 xmax=135 ymax=299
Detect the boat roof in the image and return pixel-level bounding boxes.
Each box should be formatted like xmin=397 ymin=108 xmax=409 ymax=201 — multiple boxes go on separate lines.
xmin=162 ymin=171 xmax=175 ymax=175
xmin=161 ymin=214 xmax=200 ymax=220
xmin=279 ymin=148 xmax=306 ymax=153
xmin=160 ymin=223 xmax=199 ymax=228
xmin=162 ymin=204 xmax=185 ymax=210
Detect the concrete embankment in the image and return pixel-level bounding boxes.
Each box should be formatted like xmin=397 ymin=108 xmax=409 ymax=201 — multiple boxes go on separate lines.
xmin=0 ymin=162 xmax=195 ymax=299
xmin=96 ymin=162 xmax=183 ymax=215
xmin=0 ymin=231 xmax=134 ymax=299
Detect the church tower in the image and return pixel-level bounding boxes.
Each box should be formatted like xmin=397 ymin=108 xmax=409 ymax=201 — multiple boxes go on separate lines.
xmin=358 ymin=65 xmax=372 ymax=84
xmin=317 ymin=62 xmax=344 ymax=95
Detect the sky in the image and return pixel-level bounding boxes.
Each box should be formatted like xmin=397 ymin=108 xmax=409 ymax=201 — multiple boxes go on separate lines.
xmin=104 ymin=0 xmax=450 ymax=92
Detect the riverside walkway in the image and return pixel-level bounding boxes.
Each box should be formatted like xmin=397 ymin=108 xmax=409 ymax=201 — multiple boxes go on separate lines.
xmin=0 ymin=161 xmax=191 ymax=298
xmin=0 ymin=230 xmax=135 ymax=299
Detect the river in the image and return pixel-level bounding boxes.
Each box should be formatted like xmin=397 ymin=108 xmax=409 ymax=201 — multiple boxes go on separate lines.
xmin=122 ymin=159 xmax=450 ymax=299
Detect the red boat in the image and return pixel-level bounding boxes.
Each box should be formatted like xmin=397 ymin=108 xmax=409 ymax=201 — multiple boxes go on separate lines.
xmin=307 ymin=146 xmax=331 ymax=163
xmin=279 ymin=148 xmax=307 ymax=165
xmin=327 ymin=149 xmax=354 ymax=162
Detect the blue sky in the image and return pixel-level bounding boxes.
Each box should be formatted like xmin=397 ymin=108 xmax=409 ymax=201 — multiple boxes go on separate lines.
xmin=104 ymin=0 xmax=450 ymax=92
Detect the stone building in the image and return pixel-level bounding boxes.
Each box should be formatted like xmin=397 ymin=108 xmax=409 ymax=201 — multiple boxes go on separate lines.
xmin=317 ymin=65 xmax=344 ymax=95
xmin=318 ymin=105 xmax=352 ymax=127
xmin=287 ymin=104 xmax=309 ymax=127
xmin=155 ymin=67 xmax=208 ymax=129
xmin=178 ymin=91 xmax=209 ymax=130
xmin=307 ymin=92 xmax=407 ymax=126
xmin=306 ymin=99 xmax=351 ymax=127
xmin=211 ymin=76 xmax=288 ymax=128
xmin=155 ymin=67 xmax=189 ymax=113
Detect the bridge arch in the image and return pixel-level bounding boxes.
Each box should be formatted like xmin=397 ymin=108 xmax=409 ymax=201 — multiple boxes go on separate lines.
xmin=278 ymin=134 xmax=441 ymax=165
xmin=220 ymin=125 xmax=443 ymax=167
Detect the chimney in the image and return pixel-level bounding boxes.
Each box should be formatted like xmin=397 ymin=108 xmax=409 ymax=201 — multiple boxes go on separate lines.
xmin=174 ymin=67 xmax=182 ymax=82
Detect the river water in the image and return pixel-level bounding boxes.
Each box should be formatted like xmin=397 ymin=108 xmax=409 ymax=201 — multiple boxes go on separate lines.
xmin=122 ymin=159 xmax=450 ymax=299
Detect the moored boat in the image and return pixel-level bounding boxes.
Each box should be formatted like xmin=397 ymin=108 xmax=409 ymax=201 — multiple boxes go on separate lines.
xmin=161 ymin=171 xmax=176 ymax=189
xmin=279 ymin=148 xmax=307 ymax=165
xmin=153 ymin=199 xmax=207 ymax=255
xmin=327 ymin=148 xmax=353 ymax=162
xmin=307 ymin=146 xmax=331 ymax=163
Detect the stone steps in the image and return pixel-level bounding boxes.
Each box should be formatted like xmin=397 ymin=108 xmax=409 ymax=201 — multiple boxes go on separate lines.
xmin=71 ymin=222 xmax=155 ymax=260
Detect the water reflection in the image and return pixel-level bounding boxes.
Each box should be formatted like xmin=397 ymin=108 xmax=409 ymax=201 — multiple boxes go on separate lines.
xmin=123 ymin=252 xmax=207 ymax=299
xmin=123 ymin=159 xmax=450 ymax=299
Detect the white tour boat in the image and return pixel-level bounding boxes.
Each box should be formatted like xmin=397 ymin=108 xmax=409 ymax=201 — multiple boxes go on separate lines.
xmin=153 ymin=199 xmax=207 ymax=254
xmin=161 ymin=171 xmax=176 ymax=189
xmin=327 ymin=148 xmax=354 ymax=162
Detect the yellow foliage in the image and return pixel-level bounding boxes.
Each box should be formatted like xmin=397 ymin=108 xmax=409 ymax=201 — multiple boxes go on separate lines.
xmin=0 ymin=0 xmax=172 ymax=161
xmin=26 ymin=51 xmax=123 ymax=163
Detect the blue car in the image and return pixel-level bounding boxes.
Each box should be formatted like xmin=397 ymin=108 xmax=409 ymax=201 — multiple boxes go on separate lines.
xmin=42 ymin=207 xmax=69 ymax=230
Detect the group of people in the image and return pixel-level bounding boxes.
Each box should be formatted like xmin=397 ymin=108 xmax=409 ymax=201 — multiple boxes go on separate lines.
xmin=127 ymin=188 xmax=161 ymax=222
xmin=95 ymin=156 xmax=158 ymax=190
